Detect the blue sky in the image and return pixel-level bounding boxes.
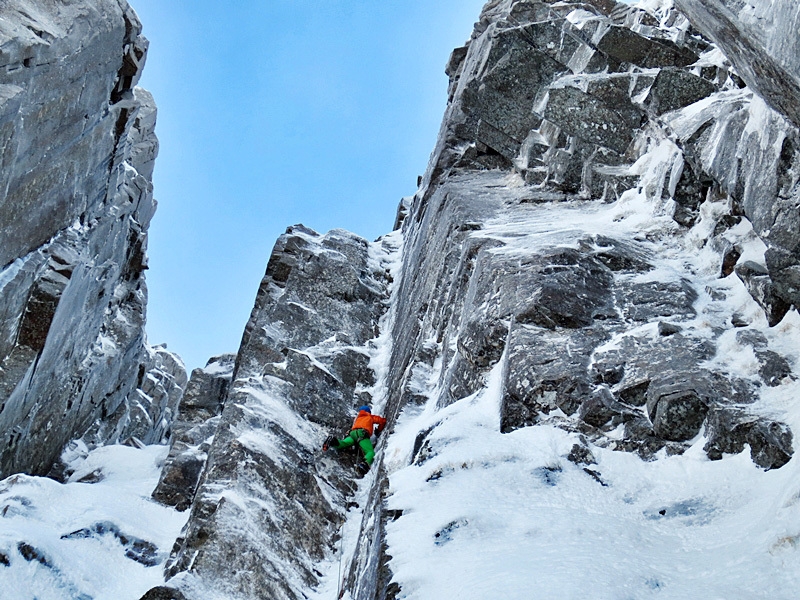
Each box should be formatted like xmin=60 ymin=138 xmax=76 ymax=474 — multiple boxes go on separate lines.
xmin=132 ymin=0 xmax=486 ymax=371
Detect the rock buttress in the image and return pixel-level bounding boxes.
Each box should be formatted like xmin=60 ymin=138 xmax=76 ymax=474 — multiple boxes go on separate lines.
xmin=340 ymin=1 xmax=799 ymax=597
xmin=148 ymin=1 xmax=800 ymax=598
xmin=158 ymin=227 xmax=391 ymax=600
xmin=0 ymin=1 xmax=186 ymax=477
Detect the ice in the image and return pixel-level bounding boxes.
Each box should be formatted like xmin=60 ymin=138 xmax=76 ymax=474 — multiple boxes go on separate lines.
xmin=200 ymin=359 xmax=232 ymax=377
xmin=364 ymin=229 xmax=405 ymax=415
xmin=0 ymin=257 xmax=25 ymax=293
xmin=665 ymin=89 xmax=750 ymax=140
xmin=566 ymin=9 xmax=601 ymax=29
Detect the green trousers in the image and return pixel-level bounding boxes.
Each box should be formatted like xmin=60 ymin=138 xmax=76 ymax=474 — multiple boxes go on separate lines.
xmin=335 ymin=428 xmax=375 ymax=465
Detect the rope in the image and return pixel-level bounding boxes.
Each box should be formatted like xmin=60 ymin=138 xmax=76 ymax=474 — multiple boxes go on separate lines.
xmin=336 ymin=520 xmax=345 ymax=599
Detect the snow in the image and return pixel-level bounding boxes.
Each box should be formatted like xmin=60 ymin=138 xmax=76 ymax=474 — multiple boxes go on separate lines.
xmin=309 ymin=471 xmax=380 ymax=600
xmin=0 ymin=445 xmax=187 ymax=600
xmin=237 ymin=377 xmax=320 ymax=454
xmin=365 ymin=78 xmax=800 ymax=598
xmin=365 ymin=229 xmax=405 ymax=415
xmin=286 ymin=300 xmax=318 ymax=315
xmin=201 ymin=359 xmax=233 ymax=377
xmin=631 ymin=0 xmax=675 ymax=16
xmin=566 ymin=9 xmax=602 ymax=29
xmin=383 ymin=360 xmax=800 ymax=599
xmin=290 ymin=347 xmax=336 ymax=377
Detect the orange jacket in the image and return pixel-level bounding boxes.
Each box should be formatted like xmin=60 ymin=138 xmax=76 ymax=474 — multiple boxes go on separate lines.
xmin=352 ymin=410 xmax=386 ymax=435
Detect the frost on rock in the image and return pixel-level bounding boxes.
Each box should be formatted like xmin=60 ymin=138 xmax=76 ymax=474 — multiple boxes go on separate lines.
xmin=153 ymin=227 xmax=395 ymax=600
xmin=673 ymin=0 xmax=800 ymax=129
xmin=0 ymin=0 xmax=183 ymax=478
xmin=333 ymin=0 xmax=800 ymax=598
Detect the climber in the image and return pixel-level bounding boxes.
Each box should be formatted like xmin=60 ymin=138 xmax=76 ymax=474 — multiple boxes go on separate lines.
xmin=323 ymin=405 xmax=387 ymax=467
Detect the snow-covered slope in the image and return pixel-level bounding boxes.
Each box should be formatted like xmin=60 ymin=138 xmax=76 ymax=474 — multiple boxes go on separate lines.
xmin=384 ymin=377 xmax=800 ymax=599
xmin=0 ymin=445 xmax=186 ymax=600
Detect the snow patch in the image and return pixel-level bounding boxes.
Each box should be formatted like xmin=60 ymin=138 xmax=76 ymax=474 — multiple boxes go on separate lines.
xmin=384 ymin=361 xmax=800 ymax=599
xmin=0 ymin=445 xmax=187 ymax=600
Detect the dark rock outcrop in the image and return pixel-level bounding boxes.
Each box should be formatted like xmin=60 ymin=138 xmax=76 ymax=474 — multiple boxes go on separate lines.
xmin=644 ymin=68 xmax=717 ymax=116
xmin=646 ymin=377 xmax=710 ymax=442
xmin=152 ymin=354 xmax=235 ymax=511
xmin=139 ymin=588 xmax=187 ymax=600
xmin=502 ymin=326 xmax=604 ymax=427
xmin=61 ymin=521 xmax=159 ymax=566
xmin=704 ymin=408 xmax=794 ymax=470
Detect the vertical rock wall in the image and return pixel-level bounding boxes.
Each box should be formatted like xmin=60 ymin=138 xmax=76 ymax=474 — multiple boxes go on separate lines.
xmin=0 ymin=1 xmax=185 ymax=478
xmin=339 ymin=1 xmax=800 ymax=598
xmin=672 ymin=0 xmax=800 ymax=129
xmin=671 ymin=0 xmax=800 ymax=309
xmin=381 ymin=0 xmax=798 ymax=468
xmin=152 ymin=354 xmax=235 ymax=512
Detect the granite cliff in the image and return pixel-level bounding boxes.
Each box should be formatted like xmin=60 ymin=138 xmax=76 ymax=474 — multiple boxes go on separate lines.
xmin=0 ymin=0 xmax=186 ymax=480
xmin=2 ymin=0 xmax=800 ymax=599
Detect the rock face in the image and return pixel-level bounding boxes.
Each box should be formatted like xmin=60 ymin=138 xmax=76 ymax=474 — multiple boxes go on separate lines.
xmin=0 ymin=1 xmax=185 ymax=477
xmin=370 ymin=0 xmax=794 ymax=466
xmin=672 ymin=0 xmax=800 ymax=129
xmin=670 ymin=0 xmax=800 ymax=311
xmin=157 ymin=226 xmax=392 ymax=599
xmin=151 ymin=354 xmax=235 ymax=512
xmin=338 ymin=1 xmax=800 ymax=598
